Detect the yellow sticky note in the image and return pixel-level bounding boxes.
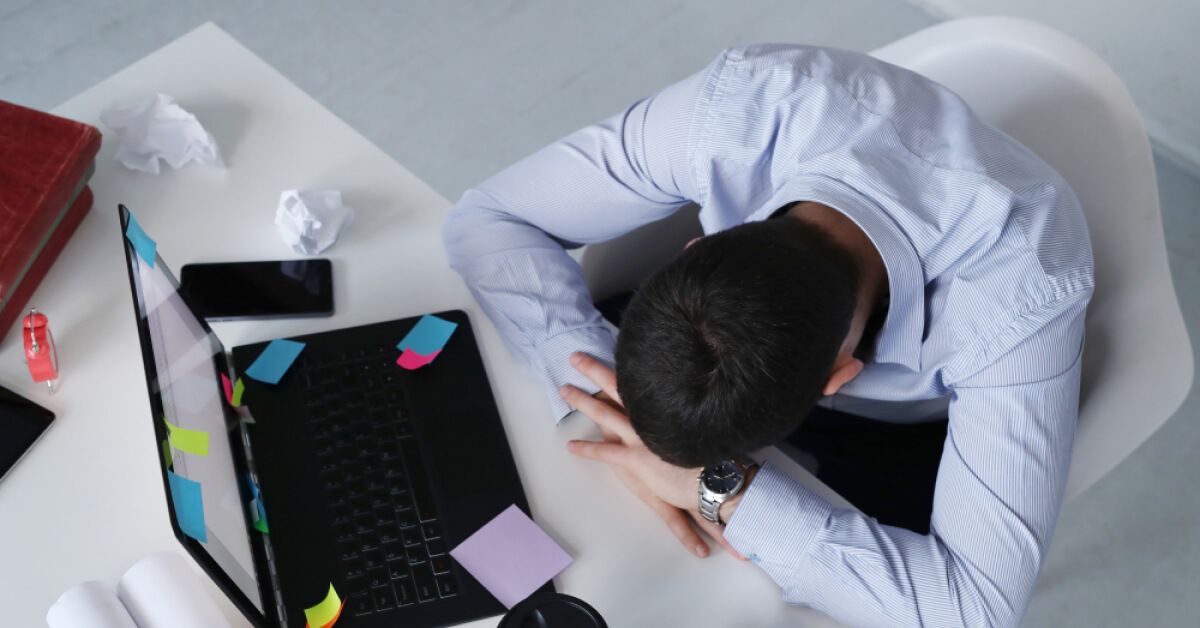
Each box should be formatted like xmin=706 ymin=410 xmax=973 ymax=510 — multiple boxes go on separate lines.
xmin=231 ymin=377 xmax=245 ymax=407
xmin=304 ymin=583 xmax=343 ymax=628
xmin=161 ymin=439 xmax=173 ymax=469
xmin=165 ymin=421 xmax=209 ymax=456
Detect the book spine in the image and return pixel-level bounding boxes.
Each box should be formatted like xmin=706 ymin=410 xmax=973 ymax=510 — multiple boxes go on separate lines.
xmin=0 ymin=185 xmax=93 ymax=342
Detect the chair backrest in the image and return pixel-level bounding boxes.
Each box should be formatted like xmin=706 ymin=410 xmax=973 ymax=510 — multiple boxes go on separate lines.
xmin=872 ymin=17 xmax=1192 ymax=499
xmin=581 ymin=17 xmax=1193 ymax=500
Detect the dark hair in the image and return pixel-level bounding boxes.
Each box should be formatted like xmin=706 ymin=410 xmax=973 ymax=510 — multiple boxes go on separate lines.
xmin=615 ymin=217 xmax=860 ymax=468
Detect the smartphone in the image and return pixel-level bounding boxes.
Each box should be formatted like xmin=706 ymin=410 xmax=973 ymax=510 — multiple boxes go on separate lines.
xmin=0 ymin=384 xmax=55 ymax=484
xmin=179 ymin=259 xmax=334 ymax=321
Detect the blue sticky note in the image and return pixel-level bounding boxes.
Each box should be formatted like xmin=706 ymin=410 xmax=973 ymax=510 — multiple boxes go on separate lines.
xmin=244 ymin=339 xmax=306 ymax=384
xmin=167 ymin=470 xmax=207 ymax=543
xmin=397 ymin=315 xmax=458 ymax=356
xmin=245 ymin=473 xmax=260 ymax=499
xmin=124 ymin=212 xmax=157 ymax=267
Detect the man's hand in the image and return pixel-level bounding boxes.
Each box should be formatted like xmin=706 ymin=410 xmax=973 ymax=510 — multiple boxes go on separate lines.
xmin=562 ymin=352 xmax=746 ymax=560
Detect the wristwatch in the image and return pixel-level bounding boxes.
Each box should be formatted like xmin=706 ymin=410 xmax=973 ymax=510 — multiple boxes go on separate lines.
xmin=697 ymin=459 xmax=753 ymax=526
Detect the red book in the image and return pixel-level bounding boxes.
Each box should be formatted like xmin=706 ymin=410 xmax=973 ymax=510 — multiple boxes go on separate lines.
xmin=0 ymin=100 xmax=101 ymax=339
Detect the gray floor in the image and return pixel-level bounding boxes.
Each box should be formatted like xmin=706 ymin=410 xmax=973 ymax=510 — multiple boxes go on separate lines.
xmin=3 ymin=1 xmax=1197 ymax=625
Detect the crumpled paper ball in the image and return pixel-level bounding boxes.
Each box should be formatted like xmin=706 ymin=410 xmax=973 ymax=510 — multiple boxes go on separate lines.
xmin=99 ymin=93 xmax=223 ymax=174
xmin=274 ymin=189 xmax=355 ymax=255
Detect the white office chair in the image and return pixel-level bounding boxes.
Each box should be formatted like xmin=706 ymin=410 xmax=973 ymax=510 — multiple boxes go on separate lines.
xmin=580 ymin=17 xmax=1194 ymax=501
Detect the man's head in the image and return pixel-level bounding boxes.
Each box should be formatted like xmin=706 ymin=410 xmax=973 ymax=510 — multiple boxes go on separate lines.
xmin=614 ymin=217 xmax=861 ymax=468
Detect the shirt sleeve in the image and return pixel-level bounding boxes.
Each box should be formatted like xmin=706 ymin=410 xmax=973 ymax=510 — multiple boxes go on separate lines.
xmin=443 ymin=58 xmax=717 ymax=421
xmin=725 ymin=296 xmax=1089 ymax=627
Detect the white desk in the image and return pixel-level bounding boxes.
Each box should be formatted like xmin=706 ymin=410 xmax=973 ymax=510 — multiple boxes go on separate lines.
xmin=0 ymin=24 xmax=846 ymax=627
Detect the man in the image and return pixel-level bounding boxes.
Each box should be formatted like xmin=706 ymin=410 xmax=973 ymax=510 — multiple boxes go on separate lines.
xmin=444 ymin=44 xmax=1092 ymax=627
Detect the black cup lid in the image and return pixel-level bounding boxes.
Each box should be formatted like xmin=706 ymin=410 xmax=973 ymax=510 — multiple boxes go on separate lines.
xmin=497 ymin=592 xmax=607 ymax=628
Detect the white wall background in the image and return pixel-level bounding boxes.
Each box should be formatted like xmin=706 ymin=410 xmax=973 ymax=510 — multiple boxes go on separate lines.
xmin=908 ymin=0 xmax=1200 ymax=173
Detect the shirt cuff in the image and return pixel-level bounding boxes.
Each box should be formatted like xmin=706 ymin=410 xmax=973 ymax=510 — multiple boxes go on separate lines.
xmin=724 ymin=462 xmax=833 ymax=589
xmin=535 ymin=326 xmax=617 ymax=422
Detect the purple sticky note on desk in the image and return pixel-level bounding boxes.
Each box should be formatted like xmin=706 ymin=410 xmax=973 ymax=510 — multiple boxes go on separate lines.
xmin=449 ymin=504 xmax=572 ymax=608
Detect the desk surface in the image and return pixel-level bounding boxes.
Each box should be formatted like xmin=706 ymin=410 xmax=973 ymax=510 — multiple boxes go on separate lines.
xmin=0 ymin=23 xmax=845 ymax=627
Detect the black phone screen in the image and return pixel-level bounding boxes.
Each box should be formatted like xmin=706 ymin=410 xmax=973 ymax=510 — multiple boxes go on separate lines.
xmin=0 ymin=384 xmax=55 ymax=483
xmin=179 ymin=259 xmax=333 ymax=320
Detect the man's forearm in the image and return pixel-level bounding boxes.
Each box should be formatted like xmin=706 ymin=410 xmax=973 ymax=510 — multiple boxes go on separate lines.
xmin=444 ymin=65 xmax=708 ymax=421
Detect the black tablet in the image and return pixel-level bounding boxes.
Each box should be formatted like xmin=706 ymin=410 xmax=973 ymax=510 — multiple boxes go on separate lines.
xmin=0 ymin=384 xmax=54 ymax=483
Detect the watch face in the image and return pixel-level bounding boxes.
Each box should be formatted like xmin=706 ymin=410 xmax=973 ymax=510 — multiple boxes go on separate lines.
xmin=701 ymin=460 xmax=742 ymax=494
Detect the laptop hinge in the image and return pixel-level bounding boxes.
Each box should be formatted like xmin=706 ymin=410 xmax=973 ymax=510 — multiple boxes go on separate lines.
xmin=234 ymin=397 xmax=289 ymax=625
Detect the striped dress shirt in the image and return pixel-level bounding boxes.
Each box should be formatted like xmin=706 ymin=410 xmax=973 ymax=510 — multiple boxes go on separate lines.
xmin=443 ymin=45 xmax=1093 ymax=627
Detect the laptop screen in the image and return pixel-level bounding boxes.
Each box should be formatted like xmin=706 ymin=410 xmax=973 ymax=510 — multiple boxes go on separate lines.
xmin=120 ymin=207 xmax=266 ymax=617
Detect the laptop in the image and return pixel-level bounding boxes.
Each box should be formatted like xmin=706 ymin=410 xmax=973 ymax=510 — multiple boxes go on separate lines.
xmin=118 ymin=205 xmax=547 ymax=626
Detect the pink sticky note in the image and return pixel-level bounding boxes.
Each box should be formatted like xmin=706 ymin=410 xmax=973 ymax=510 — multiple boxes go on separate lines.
xmin=220 ymin=373 xmax=234 ymax=406
xmin=449 ymin=505 xmax=572 ymax=608
xmin=396 ymin=348 xmax=440 ymax=370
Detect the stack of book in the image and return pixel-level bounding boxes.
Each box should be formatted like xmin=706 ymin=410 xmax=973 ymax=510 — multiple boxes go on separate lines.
xmin=0 ymin=100 xmax=101 ymax=341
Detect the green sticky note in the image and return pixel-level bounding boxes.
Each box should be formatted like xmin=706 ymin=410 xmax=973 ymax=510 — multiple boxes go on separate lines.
xmin=162 ymin=439 xmax=173 ymax=469
xmin=304 ymin=583 xmax=342 ymax=628
xmin=247 ymin=493 xmax=270 ymax=534
xmin=165 ymin=421 xmax=209 ymax=456
xmin=231 ymin=377 xmax=245 ymax=407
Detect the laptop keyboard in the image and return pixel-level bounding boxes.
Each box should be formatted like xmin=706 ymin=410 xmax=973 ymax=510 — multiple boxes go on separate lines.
xmin=297 ymin=346 xmax=459 ymax=616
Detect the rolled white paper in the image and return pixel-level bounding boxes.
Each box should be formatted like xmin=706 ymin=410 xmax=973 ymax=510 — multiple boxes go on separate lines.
xmin=47 ymin=581 xmax=138 ymax=628
xmin=117 ymin=553 xmax=231 ymax=628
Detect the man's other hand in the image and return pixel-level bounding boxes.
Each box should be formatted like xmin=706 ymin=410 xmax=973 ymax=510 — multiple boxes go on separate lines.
xmin=561 ymin=352 xmax=746 ymax=560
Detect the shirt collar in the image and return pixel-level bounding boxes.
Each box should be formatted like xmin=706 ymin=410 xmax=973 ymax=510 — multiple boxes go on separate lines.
xmin=746 ymin=175 xmax=925 ymax=371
